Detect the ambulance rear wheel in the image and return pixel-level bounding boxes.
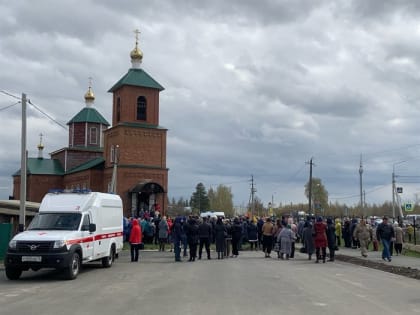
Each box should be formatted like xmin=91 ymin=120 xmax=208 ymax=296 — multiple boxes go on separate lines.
xmin=102 ymin=246 xmax=115 ymax=268
xmin=5 ymin=267 xmax=22 ymax=280
xmin=64 ymin=252 xmax=80 ymax=280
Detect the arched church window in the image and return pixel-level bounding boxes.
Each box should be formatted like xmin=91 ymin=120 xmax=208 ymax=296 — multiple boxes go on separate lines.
xmin=137 ymin=96 xmax=147 ymax=121
xmin=116 ymin=97 xmax=121 ymax=122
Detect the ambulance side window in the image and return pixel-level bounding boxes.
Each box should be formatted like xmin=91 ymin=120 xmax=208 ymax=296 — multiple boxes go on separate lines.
xmin=81 ymin=215 xmax=90 ymax=231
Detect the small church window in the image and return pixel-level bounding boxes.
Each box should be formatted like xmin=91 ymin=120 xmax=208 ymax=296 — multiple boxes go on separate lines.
xmin=117 ymin=97 xmax=121 ymax=122
xmin=90 ymin=127 xmax=97 ymax=145
xmin=137 ymin=96 xmax=147 ymax=121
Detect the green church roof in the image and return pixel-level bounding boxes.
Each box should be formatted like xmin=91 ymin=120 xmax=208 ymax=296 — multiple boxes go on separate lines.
xmin=66 ymin=157 xmax=105 ymax=174
xmin=108 ymin=68 xmax=164 ymax=92
xmin=13 ymin=158 xmax=64 ymax=176
xmin=67 ymin=107 xmax=110 ymax=126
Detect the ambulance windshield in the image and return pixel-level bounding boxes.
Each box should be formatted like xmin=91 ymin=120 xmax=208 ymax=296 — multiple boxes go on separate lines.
xmin=28 ymin=213 xmax=82 ymax=231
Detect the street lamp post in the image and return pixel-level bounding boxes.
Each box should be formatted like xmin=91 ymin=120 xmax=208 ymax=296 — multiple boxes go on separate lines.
xmin=392 ymin=160 xmax=408 ymax=219
xmin=359 ymin=155 xmax=364 ymax=217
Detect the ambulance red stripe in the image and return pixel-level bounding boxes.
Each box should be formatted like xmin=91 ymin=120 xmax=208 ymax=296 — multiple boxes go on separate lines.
xmin=66 ymin=231 xmax=123 ymax=245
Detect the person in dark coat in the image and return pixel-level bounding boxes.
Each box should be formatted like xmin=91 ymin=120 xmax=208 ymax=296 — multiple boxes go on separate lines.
xmin=342 ymin=219 xmax=352 ymax=248
xmin=302 ymin=221 xmax=314 ymax=260
xmin=326 ymin=217 xmax=336 ymax=262
xmin=231 ymin=218 xmax=243 ymax=257
xmin=185 ymin=217 xmax=199 ymax=261
xmin=376 ymin=216 xmax=395 ymax=262
xmin=247 ymin=220 xmax=258 ymax=250
xmin=198 ymin=217 xmax=212 ymax=260
xmin=350 ymin=218 xmax=359 ymax=249
xmin=313 ymin=217 xmax=328 ymax=263
xmin=214 ymin=217 xmax=226 ymax=259
xmin=172 ymin=217 xmax=183 ymax=262
xmin=180 ymin=217 xmax=188 ymax=257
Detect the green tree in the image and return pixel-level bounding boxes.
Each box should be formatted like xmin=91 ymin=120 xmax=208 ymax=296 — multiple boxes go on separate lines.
xmin=304 ymin=177 xmax=328 ymax=213
xmin=190 ymin=183 xmax=210 ymax=213
xmin=208 ymin=184 xmax=234 ymax=217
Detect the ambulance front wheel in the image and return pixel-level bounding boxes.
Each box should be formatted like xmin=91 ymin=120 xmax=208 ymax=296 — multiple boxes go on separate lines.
xmin=64 ymin=251 xmax=80 ymax=280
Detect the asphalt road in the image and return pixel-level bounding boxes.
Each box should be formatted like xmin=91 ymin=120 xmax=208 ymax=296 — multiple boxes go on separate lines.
xmin=1 ymin=250 xmax=419 ymax=315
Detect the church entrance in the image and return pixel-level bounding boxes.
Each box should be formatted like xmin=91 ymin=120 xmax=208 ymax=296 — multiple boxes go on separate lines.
xmin=129 ymin=181 xmax=164 ymax=218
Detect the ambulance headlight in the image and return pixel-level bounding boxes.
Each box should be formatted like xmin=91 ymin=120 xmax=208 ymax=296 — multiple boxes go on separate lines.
xmin=8 ymin=240 xmax=17 ymax=249
xmin=53 ymin=240 xmax=66 ymax=249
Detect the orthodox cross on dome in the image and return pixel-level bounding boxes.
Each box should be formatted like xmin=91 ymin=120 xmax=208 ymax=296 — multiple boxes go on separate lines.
xmin=37 ymin=133 xmax=44 ymax=159
xmin=134 ymin=29 xmax=141 ymax=46
xmin=38 ymin=133 xmax=44 ymax=146
xmin=84 ymin=76 xmax=95 ymax=106
xmin=130 ymin=28 xmax=143 ymax=68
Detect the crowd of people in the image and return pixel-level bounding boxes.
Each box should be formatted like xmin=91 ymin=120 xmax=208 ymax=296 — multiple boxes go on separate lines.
xmin=124 ymin=213 xmax=412 ymax=264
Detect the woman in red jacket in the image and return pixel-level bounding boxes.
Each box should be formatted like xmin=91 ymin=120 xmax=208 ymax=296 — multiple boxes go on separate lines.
xmin=129 ymin=219 xmax=143 ymax=262
xmin=313 ymin=216 xmax=327 ymax=263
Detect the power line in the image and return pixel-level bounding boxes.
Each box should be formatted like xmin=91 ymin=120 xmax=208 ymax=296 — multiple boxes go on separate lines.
xmin=329 ymin=184 xmax=389 ymax=201
xmin=28 ymin=99 xmax=67 ymax=130
xmin=0 ymin=101 xmax=20 ymax=112
xmin=0 ymin=90 xmax=21 ymax=100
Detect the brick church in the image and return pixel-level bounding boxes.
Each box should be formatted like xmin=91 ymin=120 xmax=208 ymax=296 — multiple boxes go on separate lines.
xmin=12 ymin=33 xmax=168 ymax=217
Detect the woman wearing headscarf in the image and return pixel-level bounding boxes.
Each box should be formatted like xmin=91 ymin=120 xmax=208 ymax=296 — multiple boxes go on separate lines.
xmin=326 ymin=218 xmax=336 ymax=262
xmin=158 ymin=216 xmax=169 ymax=252
xmin=247 ymin=219 xmax=259 ymax=251
xmin=278 ymin=224 xmax=293 ymax=260
xmin=214 ymin=217 xmax=227 ymax=259
xmin=313 ymin=216 xmax=327 ymax=263
xmin=393 ymin=222 xmax=404 ymax=256
xmin=231 ymin=218 xmax=243 ymax=258
xmin=302 ymin=220 xmax=315 ymax=260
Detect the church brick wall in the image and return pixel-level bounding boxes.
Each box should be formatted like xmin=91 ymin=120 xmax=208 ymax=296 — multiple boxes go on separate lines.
xmin=112 ymin=86 xmax=159 ymax=126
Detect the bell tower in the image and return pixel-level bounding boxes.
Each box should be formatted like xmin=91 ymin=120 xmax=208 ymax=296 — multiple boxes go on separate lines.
xmin=104 ymin=30 xmax=168 ymax=216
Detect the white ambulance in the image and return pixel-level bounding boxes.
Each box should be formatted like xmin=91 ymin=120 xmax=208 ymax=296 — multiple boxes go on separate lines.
xmin=4 ymin=190 xmax=124 ymax=280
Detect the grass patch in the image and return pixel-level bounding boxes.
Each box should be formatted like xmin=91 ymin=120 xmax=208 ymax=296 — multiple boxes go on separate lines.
xmin=403 ymin=249 xmax=420 ymax=258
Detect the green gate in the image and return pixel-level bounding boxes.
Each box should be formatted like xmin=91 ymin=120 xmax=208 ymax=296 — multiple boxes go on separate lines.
xmin=0 ymin=223 xmax=12 ymax=260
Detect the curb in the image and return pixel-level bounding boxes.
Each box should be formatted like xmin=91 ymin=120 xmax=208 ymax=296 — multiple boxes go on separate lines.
xmin=335 ymin=254 xmax=420 ymax=280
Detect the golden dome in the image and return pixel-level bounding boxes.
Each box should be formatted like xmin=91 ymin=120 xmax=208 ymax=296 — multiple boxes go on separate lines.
xmin=37 ymin=143 xmax=44 ymax=150
xmin=84 ymin=86 xmax=95 ymax=101
xmin=130 ymin=29 xmax=143 ymax=62
xmin=130 ymin=45 xmax=143 ymax=61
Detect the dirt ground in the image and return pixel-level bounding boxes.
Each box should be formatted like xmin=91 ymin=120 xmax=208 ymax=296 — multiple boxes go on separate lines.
xmin=335 ymin=254 xmax=420 ymax=280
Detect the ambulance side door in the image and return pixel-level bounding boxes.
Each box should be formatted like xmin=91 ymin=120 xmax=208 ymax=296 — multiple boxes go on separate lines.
xmin=80 ymin=214 xmax=94 ymax=261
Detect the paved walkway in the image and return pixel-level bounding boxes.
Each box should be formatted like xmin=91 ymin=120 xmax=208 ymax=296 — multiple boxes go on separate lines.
xmin=334 ymin=246 xmax=420 ymax=269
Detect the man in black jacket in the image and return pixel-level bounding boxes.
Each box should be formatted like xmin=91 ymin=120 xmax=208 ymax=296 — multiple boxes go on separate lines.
xmin=198 ymin=217 xmax=212 ymax=260
xmin=376 ymin=216 xmax=395 ymax=262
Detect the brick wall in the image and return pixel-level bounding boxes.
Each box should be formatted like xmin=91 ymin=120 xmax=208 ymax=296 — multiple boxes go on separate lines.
xmin=14 ymin=175 xmax=64 ymax=202
xmin=103 ymin=126 xmax=167 ymax=168
xmin=112 ymin=86 xmax=160 ymax=126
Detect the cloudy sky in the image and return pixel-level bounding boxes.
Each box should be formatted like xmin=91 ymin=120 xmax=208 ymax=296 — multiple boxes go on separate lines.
xmin=2 ymin=0 xmax=420 ymax=210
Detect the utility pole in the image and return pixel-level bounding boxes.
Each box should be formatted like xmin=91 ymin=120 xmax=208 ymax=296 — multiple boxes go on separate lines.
xmin=19 ymin=93 xmax=27 ymax=232
xmin=359 ymin=154 xmax=364 ymax=217
xmin=110 ymin=144 xmax=119 ymax=194
xmin=250 ymin=175 xmax=256 ymax=218
xmin=306 ymin=158 xmax=314 ymax=215
xmin=392 ymin=170 xmax=396 ymax=219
